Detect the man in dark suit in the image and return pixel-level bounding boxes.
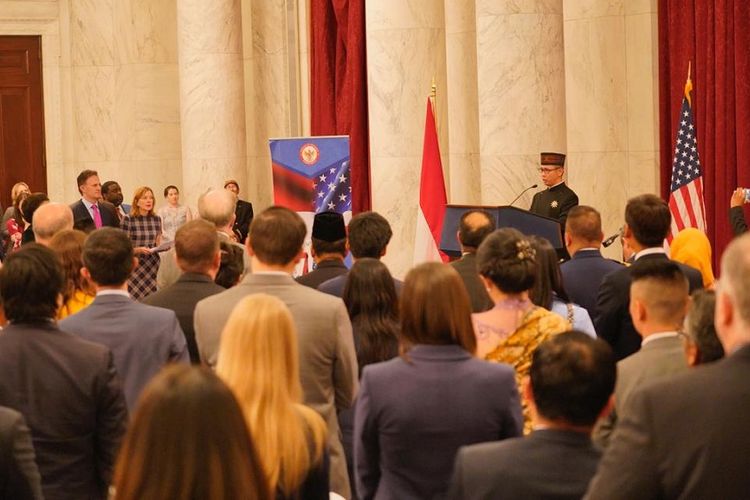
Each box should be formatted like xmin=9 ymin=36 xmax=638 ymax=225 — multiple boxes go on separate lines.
xmin=450 ymin=209 xmax=494 ymax=312
xmin=730 ymin=186 xmax=748 ymax=236
xmin=0 ymin=245 xmax=128 ymax=500
xmin=529 ymin=152 xmax=579 ymax=235
xmin=60 ymin=228 xmax=189 ymax=411
xmin=448 ymin=331 xmax=616 ymax=500
xmin=143 ymin=220 xmax=224 ymax=363
xmin=594 ymin=194 xmax=702 ymax=360
xmin=561 ymin=206 xmax=624 ymax=315
xmin=70 ymin=170 xmax=119 ymax=232
xmin=224 ymin=179 xmax=254 ymax=243
xmin=296 ymin=211 xmax=349 ymax=289
xmin=0 ymin=406 xmax=42 ymax=500
xmin=101 ymin=180 xmax=131 ymax=220
xmin=586 ymin=233 xmax=750 ymax=499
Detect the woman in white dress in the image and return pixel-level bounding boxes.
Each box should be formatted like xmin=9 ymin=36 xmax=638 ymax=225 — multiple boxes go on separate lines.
xmin=157 ymin=185 xmax=192 ymax=243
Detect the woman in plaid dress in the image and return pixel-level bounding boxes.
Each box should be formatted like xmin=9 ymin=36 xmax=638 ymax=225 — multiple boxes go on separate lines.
xmin=121 ymin=186 xmax=162 ymax=300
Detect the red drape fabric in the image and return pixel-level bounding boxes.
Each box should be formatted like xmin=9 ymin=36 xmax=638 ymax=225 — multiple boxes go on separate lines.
xmin=310 ymin=0 xmax=371 ymax=213
xmin=659 ymin=0 xmax=750 ymax=272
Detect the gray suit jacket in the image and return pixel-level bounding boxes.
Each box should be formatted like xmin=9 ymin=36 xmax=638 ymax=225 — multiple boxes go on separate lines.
xmin=60 ymin=293 xmax=189 ymax=411
xmin=194 ymin=272 xmax=358 ymax=498
xmin=450 ymin=253 xmax=493 ymax=313
xmin=0 ymin=407 xmax=42 ymax=500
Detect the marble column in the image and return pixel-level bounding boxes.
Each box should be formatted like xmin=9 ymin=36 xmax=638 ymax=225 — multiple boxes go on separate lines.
xmin=177 ymin=0 xmax=247 ymax=208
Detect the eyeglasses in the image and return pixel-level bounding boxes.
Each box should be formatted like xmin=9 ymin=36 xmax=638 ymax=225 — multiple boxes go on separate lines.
xmin=537 ymin=167 xmax=562 ymax=174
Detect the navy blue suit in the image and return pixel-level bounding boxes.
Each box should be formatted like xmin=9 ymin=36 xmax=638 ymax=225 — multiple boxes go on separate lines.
xmin=560 ymin=249 xmax=624 ymax=316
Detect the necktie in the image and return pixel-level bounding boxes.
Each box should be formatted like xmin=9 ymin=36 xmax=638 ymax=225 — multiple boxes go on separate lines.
xmin=91 ymin=203 xmax=103 ymax=229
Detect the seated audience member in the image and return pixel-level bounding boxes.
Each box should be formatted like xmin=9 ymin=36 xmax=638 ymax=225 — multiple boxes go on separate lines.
xmin=595 ymin=194 xmax=703 ymax=360
xmin=530 ymin=236 xmax=596 ymax=337
xmin=143 ymin=220 xmax=224 ymax=364
xmin=217 ymin=295 xmax=328 ymax=500
xmin=560 ymin=205 xmax=623 ymax=314
xmin=70 ymin=170 xmax=119 ymax=232
xmin=101 ymin=180 xmax=130 ymax=221
xmin=296 ymin=211 xmax=348 ymax=289
xmin=319 ymin=211 xmax=400 ymax=296
xmin=0 ymin=244 xmax=127 ymax=500
xmin=729 ymin=187 xmax=748 ymax=236
xmin=60 ymin=228 xmax=189 ymax=411
xmin=113 ymin=365 xmax=270 ymax=500
xmin=683 ymin=289 xmax=724 ymax=365
xmin=215 ymin=240 xmax=244 ymax=288
xmin=20 ymin=193 xmax=49 ymax=245
xmin=49 ymin=230 xmax=96 ymax=319
xmin=5 ymin=190 xmax=29 ymax=253
xmin=669 ymin=227 xmax=715 ymax=288
xmin=593 ymin=259 xmax=689 ymax=449
xmin=354 ymin=262 xmax=523 ymax=500
xmin=450 ymin=209 xmax=495 ymax=312
xmin=449 ymin=332 xmax=616 ymax=500
xmin=0 ymin=406 xmax=43 ymax=500
xmin=224 ymin=179 xmax=254 ymax=243
xmin=586 ymin=233 xmax=750 ymax=499
xmin=31 ymin=202 xmax=74 ymax=246
xmin=195 ymin=206 xmax=357 ymax=498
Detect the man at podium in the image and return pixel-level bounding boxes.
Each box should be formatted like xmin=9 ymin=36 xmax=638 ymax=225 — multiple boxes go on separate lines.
xmin=529 ymin=152 xmax=579 ymax=231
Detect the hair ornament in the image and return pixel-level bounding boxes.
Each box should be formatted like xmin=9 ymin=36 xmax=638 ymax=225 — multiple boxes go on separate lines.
xmin=516 ymin=239 xmax=535 ymax=261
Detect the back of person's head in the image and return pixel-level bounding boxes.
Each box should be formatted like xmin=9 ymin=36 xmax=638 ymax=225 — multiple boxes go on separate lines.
xmin=13 ymin=191 xmax=29 ymax=222
xmin=530 ymin=331 xmax=616 ymax=427
xmin=197 ymin=189 xmax=236 ymax=228
xmin=529 ymin=236 xmax=569 ymax=309
xmin=716 ymin=233 xmax=750 ymax=350
xmin=21 ymin=192 xmax=49 ymax=225
xmin=670 ymin=228 xmax=715 ymax=287
xmin=630 ymin=259 xmax=689 ymax=327
xmin=565 ymin=205 xmax=604 ymax=244
xmin=215 ymin=241 xmax=244 ymax=288
xmin=400 ymin=262 xmax=476 ymax=353
xmin=0 ymin=244 xmax=64 ymax=322
xmin=175 ymin=220 xmax=219 ymax=274
xmin=49 ymin=229 xmax=92 ymax=302
xmin=625 ymin=194 xmax=671 ymax=248
xmin=684 ymin=289 xmax=724 ymax=365
xmin=458 ymin=210 xmax=495 ymax=250
xmin=82 ymin=227 xmax=134 ymax=286
xmin=32 ymin=202 xmax=74 ymax=242
xmin=311 ymin=211 xmax=347 ymax=257
xmin=248 ymin=206 xmax=306 ymax=266
xmin=476 ymin=228 xmax=536 ymax=294
xmin=113 ymin=365 xmax=270 ymax=500
xmin=216 ymin=294 xmax=326 ymax=496
xmin=347 ymin=211 xmax=392 ymax=258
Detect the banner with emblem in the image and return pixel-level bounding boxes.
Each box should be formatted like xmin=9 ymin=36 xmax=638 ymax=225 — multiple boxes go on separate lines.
xmin=269 ymin=136 xmax=352 ymax=275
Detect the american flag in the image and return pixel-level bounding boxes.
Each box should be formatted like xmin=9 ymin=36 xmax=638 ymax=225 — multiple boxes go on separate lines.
xmin=668 ymin=77 xmax=706 ymax=242
xmin=311 ymin=161 xmax=352 ymax=212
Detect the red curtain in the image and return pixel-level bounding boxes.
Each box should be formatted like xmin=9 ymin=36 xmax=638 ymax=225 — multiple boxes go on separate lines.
xmin=659 ymin=0 xmax=750 ymax=271
xmin=310 ymin=0 xmax=371 ymax=212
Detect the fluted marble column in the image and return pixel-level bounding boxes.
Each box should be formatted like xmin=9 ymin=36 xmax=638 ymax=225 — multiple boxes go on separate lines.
xmin=177 ymin=0 xmax=247 ymax=207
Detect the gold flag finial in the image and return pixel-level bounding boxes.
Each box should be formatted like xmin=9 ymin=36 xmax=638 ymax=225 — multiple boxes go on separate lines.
xmin=685 ymin=61 xmax=693 ymax=106
xmin=431 ymin=77 xmax=437 ymax=99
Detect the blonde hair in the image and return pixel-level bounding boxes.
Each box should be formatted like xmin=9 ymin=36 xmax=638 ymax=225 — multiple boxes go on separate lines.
xmin=10 ymin=182 xmax=29 ymax=204
xmin=131 ymin=186 xmax=155 ymax=217
xmin=216 ymin=294 xmax=326 ymax=496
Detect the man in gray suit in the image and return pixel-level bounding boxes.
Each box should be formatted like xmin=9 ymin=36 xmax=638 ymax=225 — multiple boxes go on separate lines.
xmin=450 ymin=209 xmax=494 ymax=312
xmin=60 ymin=228 xmax=189 ymax=411
xmin=194 ymin=206 xmax=358 ymax=498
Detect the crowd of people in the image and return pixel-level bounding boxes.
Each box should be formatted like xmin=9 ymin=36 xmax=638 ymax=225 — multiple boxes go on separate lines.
xmin=0 ymin=167 xmax=749 ymax=500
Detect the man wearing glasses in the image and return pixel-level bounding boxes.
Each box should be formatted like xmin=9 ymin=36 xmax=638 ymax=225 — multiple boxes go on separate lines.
xmin=529 ymin=152 xmax=579 ymax=230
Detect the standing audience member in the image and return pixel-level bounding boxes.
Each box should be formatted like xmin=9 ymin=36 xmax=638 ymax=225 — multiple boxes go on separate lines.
xmin=354 ymin=262 xmax=523 ymax=500
xmin=48 ymin=230 xmax=95 ymax=319
xmin=450 ymin=209 xmax=495 ymax=312
xmin=121 ymin=186 xmax=162 ymax=300
xmin=0 ymin=406 xmax=43 ymax=500
xmin=195 ymin=206 xmax=357 ymax=498
xmin=70 ymin=170 xmax=119 ymax=232
xmin=31 ymin=203 xmax=74 ymax=246
xmin=20 ymin=193 xmax=49 ymax=244
xmin=217 ymin=295 xmax=328 ymax=499
xmin=101 ymin=181 xmax=130 ymax=221
xmin=113 ymin=365 xmax=270 ymax=500
xmin=683 ymin=289 xmax=724 ymax=365
xmin=448 ymin=332 xmax=616 ymax=500
xmin=669 ymin=227 xmax=715 ymax=288
xmin=60 ymin=228 xmax=188 ymax=411
xmin=1 ymin=182 xmax=29 ymax=228
xmin=214 ymin=241 xmax=245 ymax=288
xmin=585 ymin=232 xmax=750 ymax=499
xmin=5 ymin=190 xmax=29 ymax=253
xmin=143 ymin=220 xmax=224 ymax=364
xmin=296 ymin=211 xmax=348 ymax=289
xmin=0 ymin=244 xmax=127 ymax=500
xmin=157 ymin=185 xmax=192 ymax=243
xmin=224 ymin=179 xmax=254 ymax=243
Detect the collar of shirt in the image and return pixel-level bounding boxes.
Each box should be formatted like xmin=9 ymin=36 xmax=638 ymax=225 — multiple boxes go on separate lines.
xmin=578 ymin=247 xmax=599 ymax=252
xmin=96 ymin=289 xmax=130 ymax=298
xmin=641 ymin=331 xmax=680 ymax=347
xmin=253 ymin=270 xmax=289 ymax=276
xmin=634 ymin=247 xmax=667 ymax=260
xmin=547 ymin=180 xmax=564 ymax=189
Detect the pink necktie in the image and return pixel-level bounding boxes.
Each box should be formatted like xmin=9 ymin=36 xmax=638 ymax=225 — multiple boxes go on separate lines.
xmin=91 ymin=203 xmax=103 ymax=228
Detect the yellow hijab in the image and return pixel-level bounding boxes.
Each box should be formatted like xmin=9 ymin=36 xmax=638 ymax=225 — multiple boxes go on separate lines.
xmin=670 ymin=228 xmax=715 ymax=287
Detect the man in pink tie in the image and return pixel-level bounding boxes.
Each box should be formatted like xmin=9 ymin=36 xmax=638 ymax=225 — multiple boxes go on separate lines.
xmin=70 ymin=170 xmax=119 ymax=232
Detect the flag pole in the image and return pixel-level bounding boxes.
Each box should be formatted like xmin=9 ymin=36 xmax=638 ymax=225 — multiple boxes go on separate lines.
xmin=685 ymin=61 xmax=693 ymax=106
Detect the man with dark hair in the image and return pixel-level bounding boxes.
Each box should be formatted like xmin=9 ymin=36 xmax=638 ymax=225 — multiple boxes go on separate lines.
xmin=593 ymin=259 xmax=689 ymax=448
xmin=194 ymin=205 xmax=357 ymax=498
xmin=60 ymin=228 xmax=189 ymax=411
xmin=143 ymin=220 xmax=224 ymax=363
xmin=683 ymin=289 xmax=724 ymax=365
xmin=19 ymin=192 xmax=49 ymax=244
xmin=296 ymin=211 xmax=349 ymax=289
xmin=448 ymin=331 xmax=615 ymax=499
xmin=0 ymin=244 xmax=127 ymax=500
xmin=70 ymin=170 xmax=119 ymax=232
xmin=101 ymin=180 xmax=130 ymax=220
xmin=450 ymin=209 xmax=494 ymax=312
xmin=594 ymin=194 xmax=702 ymax=360
xmin=561 ymin=205 xmax=623 ymax=314
xmin=224 ymin=179 xmax=254 ymax=243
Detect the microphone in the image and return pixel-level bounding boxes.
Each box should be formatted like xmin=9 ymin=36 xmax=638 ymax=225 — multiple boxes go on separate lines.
xmin=509 ymin=184 xmax=538 ymax=207
xmin=602 ymin=226 xmax=623 ymax=248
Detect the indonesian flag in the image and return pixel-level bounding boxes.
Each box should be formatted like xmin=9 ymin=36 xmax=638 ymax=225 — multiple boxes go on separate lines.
xmin=413 ymin=98 xmax=448 ymax=264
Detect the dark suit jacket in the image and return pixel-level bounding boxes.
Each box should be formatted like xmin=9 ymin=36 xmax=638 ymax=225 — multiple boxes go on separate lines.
xmin=730 ymin=205 xmax=748 ymax=236
xmin=142 ymin=273 xmax=225 ymax=363
xmin=450 ymin=253 xmax=493 ymax=313
xmin=594 ymin=252 xmax=703 ymax=360
xmin=560 ymin=249 xmax=624 ymax=315
xmin=448 ymin=429 xmax=601 ymax=500
xmin=70 ymin=199 xmax=119 ymax=233
xmin=319 ymin=272 xmax=403 ymax=298
xmin=296 ymin=258 xmax=349 ymax=289
xmin=586 ymin=345 xmax=750 ymax=499
xmin=0 ymin=407 xmax=42 ymax=500
xmin=354 ymin=345 xmax=523 ymax=500
xmin=233 ymin=199 xmax=254 ymax=243
xmin=0 ymin=322 xmax=127 ymax=500
xmin=60 ymin=293 xmax=189 ymax=411
xmin=529 ymin=182 xmax=579 ymax=230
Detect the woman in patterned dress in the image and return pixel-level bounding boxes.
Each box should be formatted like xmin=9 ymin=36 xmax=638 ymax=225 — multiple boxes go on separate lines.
xmin=157 ymin=185 xmax=192 ymax=243
xmin=121 ymin=186 xmax=162 ymax=300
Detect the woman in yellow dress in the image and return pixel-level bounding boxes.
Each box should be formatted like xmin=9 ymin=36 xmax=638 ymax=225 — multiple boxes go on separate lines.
xmin=49 ymin=229 xmax=95 ymax=319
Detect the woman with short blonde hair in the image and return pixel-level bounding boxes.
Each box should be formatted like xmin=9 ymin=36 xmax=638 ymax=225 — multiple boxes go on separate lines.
xmin=217 ymin=294 xmax=328 ymax=499
xmin=121 ymin=186 xmax=161 ymax=299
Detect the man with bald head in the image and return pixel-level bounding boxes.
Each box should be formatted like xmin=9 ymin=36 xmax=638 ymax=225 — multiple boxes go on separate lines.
xmin=32 ymin=202 xmax=74 ymax=246
xmin=450 ymin=209 xmax=494 ymax=312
